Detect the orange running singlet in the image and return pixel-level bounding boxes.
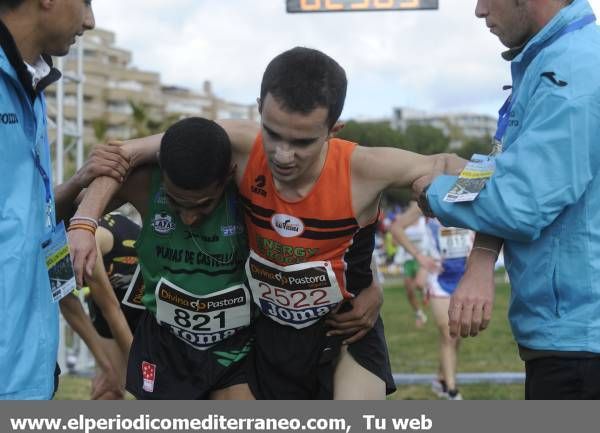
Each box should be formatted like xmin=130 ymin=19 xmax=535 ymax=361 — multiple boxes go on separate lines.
xmin=239 ymin=135 xmax=377 ymax=329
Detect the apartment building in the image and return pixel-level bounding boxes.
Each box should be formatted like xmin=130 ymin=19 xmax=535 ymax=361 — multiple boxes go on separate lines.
xmin=45 ymin=28 xmax=257 ymax=146
xmin=392 ymin=107 xmax=497 ymax=149
xmin=162 ymin=81 xmax=259 ymax=122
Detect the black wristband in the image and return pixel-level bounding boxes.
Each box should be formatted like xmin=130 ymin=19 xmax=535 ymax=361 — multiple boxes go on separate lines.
xmin=417 ymin=184 xmax=435 ymax=218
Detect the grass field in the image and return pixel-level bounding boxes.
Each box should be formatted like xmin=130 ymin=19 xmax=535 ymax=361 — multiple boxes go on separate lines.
xmin=56 ymin=279 xmax=524 ymax=400
xmin=381 ymin=279 xmax=524 ymax=400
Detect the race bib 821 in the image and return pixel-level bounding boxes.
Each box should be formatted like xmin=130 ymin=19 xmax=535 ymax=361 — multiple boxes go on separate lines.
xmin=154 ymin=278 xmax=251 ymax=350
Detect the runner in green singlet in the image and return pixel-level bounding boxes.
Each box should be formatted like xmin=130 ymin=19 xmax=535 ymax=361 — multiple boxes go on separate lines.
xmin=76 ymin=117 xmax=255 ymax=399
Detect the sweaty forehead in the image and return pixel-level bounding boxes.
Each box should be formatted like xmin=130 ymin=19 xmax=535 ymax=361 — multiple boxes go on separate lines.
xmin=261 ymin=95 xmax=329 ymax=137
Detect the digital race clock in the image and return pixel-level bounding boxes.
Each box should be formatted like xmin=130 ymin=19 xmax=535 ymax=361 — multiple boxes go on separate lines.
xmin=286 ymin=0 xmax=439 ymax=13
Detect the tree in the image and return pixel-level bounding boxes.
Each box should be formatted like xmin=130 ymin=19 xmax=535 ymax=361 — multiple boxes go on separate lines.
xmin=336 ymin=120 xmax=427 ymax=207
xmin=457 ymin=136 xmax=493 ymax=160
xmin=336 ymin=120 xmax=405 ymax=149
xmin=92 ymin=117 xmax=109 ymax=143
xmin=128 ymin=100 xmax=181 ymax=138
xmin=403 ymin=124 xmax=449 ymax=155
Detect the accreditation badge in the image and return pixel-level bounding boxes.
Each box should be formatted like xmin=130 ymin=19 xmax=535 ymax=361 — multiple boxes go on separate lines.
xmin=42 ymin=221 xmax=76 ymax=302
xmin=444 ymin=154 xmax=495 ymax=203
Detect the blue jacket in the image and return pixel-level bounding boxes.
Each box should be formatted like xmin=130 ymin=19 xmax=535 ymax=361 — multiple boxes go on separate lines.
xmin=0 ymin=22 xmax=59 ymax=399
xmin=428 ymin=0 xmax=600 ymax=353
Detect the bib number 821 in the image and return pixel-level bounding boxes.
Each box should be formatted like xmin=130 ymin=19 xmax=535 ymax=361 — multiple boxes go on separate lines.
xmin=174 ymin=309 xmax=225 ymax=331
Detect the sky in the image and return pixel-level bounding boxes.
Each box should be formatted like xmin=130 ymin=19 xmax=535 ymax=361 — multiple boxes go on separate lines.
xmin=92 ymin=0 xmax=600 ymax=120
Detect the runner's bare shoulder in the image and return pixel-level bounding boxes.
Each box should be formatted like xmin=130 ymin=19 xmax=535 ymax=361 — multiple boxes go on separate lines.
xmin=217 ymin=119 xmax=260 ymax=156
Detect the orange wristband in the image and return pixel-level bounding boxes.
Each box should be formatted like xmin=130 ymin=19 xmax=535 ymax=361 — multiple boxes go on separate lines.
xmin=67 ymin=224 xmax=96 ymax=235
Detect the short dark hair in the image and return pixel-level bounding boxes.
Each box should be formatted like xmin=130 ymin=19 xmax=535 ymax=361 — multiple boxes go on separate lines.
xmin=0 ymin=0 xmax=25 ymax=11
xmin=259 ymin=47 xmax=347 ymax=130
xmin=159 ymin=117 xmax=231 ymax=190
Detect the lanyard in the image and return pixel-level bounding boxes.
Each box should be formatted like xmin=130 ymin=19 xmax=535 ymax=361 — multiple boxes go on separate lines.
xmin=493 ymin=14 xmax=596 ymax=153
xmin=32 ymin=97 xmax=54 ymax=230
xmin=32 ymin=147 xmax=54 ymax=229
xmin=32 ymin=96 xmax=54 ymax=229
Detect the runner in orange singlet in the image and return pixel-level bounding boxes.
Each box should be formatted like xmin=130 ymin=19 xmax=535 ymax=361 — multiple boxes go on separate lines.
xmin=239 ymin=134 xmax=393 ymax=398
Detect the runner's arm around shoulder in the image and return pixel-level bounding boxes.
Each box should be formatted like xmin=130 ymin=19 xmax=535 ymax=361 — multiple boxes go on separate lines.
xmin=54 ymin=143 xmax=130 ymax=221
xmin=217 ymin=119 xmax=260 ymax=154
xmin=216 ymin=119 xmax=260 ymax=181
xmin=124 ymin=134 xmax=163 ymax=168
xmin=70 ymin=134 xmax=162 ymax=225
xmin=120 ymin=120 xmax=259 ymax=182
xmin=69 ymin=166 xmax=152 ymax=288
xmin=352 ymin=146 xmax=466 ymax=194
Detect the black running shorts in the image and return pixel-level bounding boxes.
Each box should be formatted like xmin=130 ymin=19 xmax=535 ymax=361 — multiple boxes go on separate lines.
xmin=126 ymin=311 xmax=254 ymax=399
xmin=246 ymin=313 xmax=396 ymax=399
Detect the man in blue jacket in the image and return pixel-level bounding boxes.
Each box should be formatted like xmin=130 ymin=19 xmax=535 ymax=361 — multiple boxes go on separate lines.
xmin=0 ymin=0 xmax=128 ymax=399
xmin=416 ymin=0 xmax=600 ymax=399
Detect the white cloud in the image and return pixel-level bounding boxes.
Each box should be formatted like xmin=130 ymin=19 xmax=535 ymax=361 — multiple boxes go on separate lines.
xmin=92 ymin=0 xmax=600 ymax=119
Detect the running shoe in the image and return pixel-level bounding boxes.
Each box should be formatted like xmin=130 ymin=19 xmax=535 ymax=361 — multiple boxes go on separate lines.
xmin=431 ymin=378 xmax=448 ymax=398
